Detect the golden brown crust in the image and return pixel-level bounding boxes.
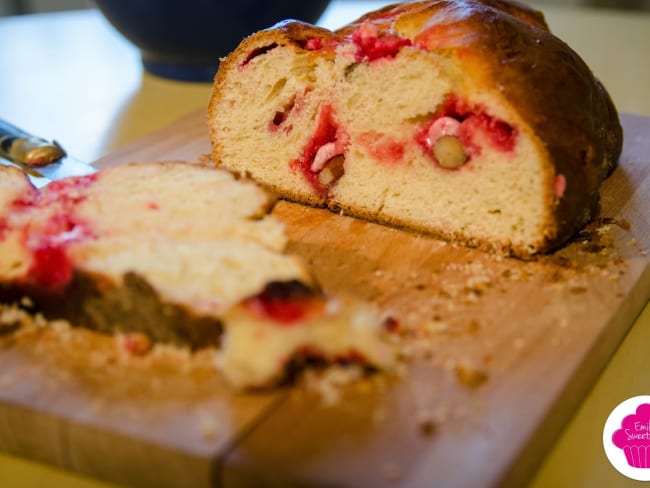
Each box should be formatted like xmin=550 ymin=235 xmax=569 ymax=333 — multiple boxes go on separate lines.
xmin=336 ymin=0 xmax=548 ymax=36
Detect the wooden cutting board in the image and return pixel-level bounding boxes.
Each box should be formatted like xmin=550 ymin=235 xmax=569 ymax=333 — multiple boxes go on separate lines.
xmin=0 ymin=111 xmax=649 ymax=488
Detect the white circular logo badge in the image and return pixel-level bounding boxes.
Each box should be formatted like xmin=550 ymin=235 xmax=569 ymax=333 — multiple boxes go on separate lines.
xmin=603 ymin=396 xmax=650 ymax=481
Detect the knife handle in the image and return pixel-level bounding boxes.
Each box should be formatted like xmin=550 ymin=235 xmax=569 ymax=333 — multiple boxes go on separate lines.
xmin=0 ymin=119 xmax=66 ymax=167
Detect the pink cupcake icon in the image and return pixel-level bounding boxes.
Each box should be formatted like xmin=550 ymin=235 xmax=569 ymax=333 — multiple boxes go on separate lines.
xmin=612 ymin=403 xmax=650 ymax=468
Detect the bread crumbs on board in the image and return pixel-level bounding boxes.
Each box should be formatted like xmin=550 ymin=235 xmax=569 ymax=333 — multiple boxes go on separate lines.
xmin=0 ymin=210 xmax=641 ymax=442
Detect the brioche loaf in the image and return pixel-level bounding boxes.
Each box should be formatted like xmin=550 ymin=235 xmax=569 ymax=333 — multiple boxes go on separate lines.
xmin=208 ymin=0 xmax=622 ymax=258
xmin=0 ymin=162 xmax=392 ymax=388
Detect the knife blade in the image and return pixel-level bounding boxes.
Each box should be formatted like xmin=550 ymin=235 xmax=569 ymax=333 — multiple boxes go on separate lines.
xmin=0 ymin=119 xmax=97 ymax=188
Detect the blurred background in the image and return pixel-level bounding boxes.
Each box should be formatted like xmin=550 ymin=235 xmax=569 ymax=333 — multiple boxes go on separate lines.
xmin=1 ymin=0 xmax=650 ymax=16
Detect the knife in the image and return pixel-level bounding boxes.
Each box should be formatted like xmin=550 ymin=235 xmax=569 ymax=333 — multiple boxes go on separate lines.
xmin=0 ymin=119 xmax=97 ymax=187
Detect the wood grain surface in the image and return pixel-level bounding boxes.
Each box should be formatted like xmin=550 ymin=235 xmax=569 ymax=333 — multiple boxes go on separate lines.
xmin=0 ymin=111 xmax=649 ymax=488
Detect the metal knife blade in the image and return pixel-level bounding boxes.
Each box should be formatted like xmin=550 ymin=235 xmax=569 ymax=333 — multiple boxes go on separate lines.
xmin=0 ymin=119 xmax=97 ymax=188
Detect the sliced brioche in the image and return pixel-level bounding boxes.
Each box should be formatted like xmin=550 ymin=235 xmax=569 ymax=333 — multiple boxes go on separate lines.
xmin=0 ymin=162 xmax=392 ymax=388
xmin=208 ymin=0 xmax=622 ymax=258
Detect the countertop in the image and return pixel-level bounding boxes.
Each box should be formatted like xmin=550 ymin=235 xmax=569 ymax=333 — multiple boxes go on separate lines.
xmin=1 ymin=2 xmax=650 ymax=486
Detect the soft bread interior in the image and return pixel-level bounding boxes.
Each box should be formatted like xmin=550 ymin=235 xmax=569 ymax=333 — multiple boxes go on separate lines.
xmin=218 ymin=296 xmax=391 ymax=388
xmin=0 ymin=167 xmax=34 ymax=279
xmin=76 ymin=163 xmax=287 ymax=250
xmin=71 ymin=237 xmax=309 ymax=316
xmin=0 ymin=163 xmax=311 ymax=314
xmin=214 ymin=44 xmax=338 ymax=205
xmin=210 ymin=35 xmax=555 ymax=256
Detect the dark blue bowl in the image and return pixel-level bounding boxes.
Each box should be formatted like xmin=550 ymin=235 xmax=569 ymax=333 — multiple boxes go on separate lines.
xmin=94 ymin=0 xmax=330 ymax=82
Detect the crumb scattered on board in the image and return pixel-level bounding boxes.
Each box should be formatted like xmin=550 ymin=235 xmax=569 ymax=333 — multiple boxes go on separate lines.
xmin=0 ymin=213 xmax=641 ymax=439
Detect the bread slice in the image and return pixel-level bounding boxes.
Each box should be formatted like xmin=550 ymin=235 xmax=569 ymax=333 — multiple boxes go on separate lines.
xmin=208 ymin=0 xmax=622 ymax=258
xmin=0 ymin=162 xmax=392 ymax=388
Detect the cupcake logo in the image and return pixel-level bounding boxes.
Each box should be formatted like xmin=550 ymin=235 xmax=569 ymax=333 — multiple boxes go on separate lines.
xmin=604 ymin=396 xmax=650 ymax=481
xmin=612 ymin=403 xmax=650 ymax=468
